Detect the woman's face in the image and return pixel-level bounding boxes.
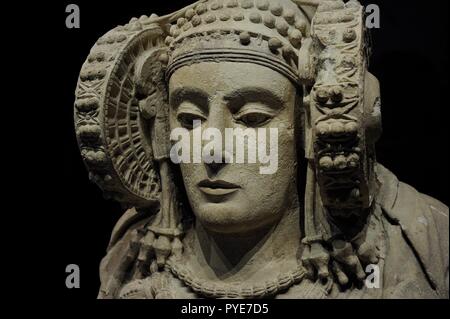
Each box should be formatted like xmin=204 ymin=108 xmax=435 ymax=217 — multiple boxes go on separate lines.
xmin=169 ymin=62 xmax=300 ymax=234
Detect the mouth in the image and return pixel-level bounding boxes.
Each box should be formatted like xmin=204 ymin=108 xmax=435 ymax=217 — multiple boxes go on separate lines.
xmin=198 ymin=179 xmax=240 ymax=196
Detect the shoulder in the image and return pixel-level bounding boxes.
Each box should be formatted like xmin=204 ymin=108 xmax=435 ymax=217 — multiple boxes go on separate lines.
xmin=98 ymin=207 xmax=154 ymax=298
xmin=375 ymin=164 xmax=449 ymax=298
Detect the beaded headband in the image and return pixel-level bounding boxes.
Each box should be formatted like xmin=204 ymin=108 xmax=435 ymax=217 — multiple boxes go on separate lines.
xmin=165 ymin=0 xmax=311 ymax=83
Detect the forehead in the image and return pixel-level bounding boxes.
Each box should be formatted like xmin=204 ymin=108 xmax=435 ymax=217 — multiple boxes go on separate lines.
xmin=169 ymin=61 xmax=295 ymax=98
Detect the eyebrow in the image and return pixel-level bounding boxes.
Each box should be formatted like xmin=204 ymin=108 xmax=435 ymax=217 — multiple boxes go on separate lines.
xmin=223 ymin=87 xmax=284 ymax=113
xmin=169 ymin=87 xmax=209 ymax=113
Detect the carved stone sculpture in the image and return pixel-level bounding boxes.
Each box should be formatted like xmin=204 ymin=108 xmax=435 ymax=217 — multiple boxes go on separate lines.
xmin=74 ymin=0 xmax=449 ymax=299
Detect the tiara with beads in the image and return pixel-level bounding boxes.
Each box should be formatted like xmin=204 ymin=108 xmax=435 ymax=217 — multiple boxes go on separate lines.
xmin=165 ymin=0 xmax=311 ymax=83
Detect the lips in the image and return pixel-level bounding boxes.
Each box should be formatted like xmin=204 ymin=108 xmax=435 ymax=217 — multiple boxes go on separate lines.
xmin=198 ymin=179 xmax=240 ymax=196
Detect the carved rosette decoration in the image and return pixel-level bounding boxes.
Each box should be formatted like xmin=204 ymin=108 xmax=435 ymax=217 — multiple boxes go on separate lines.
xmin=74 ymin=17 xmax=169 ymax=207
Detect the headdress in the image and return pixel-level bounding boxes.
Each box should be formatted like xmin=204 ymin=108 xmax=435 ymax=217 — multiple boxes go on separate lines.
xmin=165 ymin=0 xmax=311 ymax=84
xmin=74 ymin=0 xmax=382 ymax=297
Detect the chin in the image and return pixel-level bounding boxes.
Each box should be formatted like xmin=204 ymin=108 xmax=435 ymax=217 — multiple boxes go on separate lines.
xmin=194 ymin=202 xmax=278 ymax=234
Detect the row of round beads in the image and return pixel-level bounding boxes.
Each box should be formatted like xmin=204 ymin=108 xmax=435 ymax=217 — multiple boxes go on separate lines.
xmin=166 ymin=0 xmax=306 ymax=50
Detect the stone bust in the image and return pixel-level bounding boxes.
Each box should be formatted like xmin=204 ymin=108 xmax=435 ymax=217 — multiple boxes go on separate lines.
xmin=74 ymin=0 xmax=448 ymax=299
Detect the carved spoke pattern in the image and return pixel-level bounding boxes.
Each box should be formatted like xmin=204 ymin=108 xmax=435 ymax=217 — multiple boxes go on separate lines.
xmin=105 ymin=40 xmax=158 ymax=202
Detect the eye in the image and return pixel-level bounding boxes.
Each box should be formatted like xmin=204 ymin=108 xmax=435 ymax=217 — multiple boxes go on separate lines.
xmin=177 ymin=112 xmax=206 ymax=129
xmin=236 ymin=112 xmax=273 ymax=127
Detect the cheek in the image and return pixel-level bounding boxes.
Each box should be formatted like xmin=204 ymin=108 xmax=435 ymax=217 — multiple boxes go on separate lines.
xmin=169 ymin=109 xmax=179 ymax=131
xmin=271 ymin=108 xmax=297 ymax=162
xmin=238 ymin=122 xmax=297 ymax=206
xmin=278 ymin=122 xmax=297 ymax=165
xmin=179 ymin=163 xmax=203 ymax=213
xmin=179 ymin=162 xmax=200 ymax=190
xmin=256 ymin=112 xmax=297 ymax=197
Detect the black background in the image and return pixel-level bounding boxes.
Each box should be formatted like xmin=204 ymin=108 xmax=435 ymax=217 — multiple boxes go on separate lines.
xmin=26 ymin=0 xmax=448 ymax=305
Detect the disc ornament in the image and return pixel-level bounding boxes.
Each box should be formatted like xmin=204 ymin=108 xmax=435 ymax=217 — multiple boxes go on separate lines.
xmin=74 ymin=19 xmax=170 ymax=208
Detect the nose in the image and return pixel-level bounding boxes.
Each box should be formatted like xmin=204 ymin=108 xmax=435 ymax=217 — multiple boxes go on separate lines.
xmin=202 ymin=98 xmax=232 ymax=176
xmin=204 ymin=155 xmax=227 ymax=176
xmin=207 ymin=96 xmax=229 ymax=133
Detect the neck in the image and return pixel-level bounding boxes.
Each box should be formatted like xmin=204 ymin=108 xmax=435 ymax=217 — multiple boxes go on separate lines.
xmin=181 ymin=205 xmax=302 ymax=284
